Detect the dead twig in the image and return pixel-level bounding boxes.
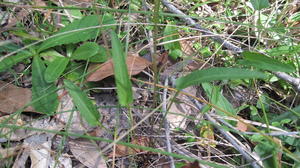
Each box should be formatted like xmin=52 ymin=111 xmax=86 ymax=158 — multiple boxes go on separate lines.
xmin=162 ymin=78 xmax=175 ymax=168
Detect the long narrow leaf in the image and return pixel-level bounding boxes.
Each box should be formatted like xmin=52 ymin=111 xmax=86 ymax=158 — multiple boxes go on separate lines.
xmin=64 ymin=80 xmax=100 ymax=126
xmin=176 ymin=67 xmax=267 ymax=90
xmin=240 ymin=51 xmax=295 ymax=73
xmin=0 ymin=51 xmax=32 ymax=72
xmin=202 ymin=83 xmax=236 ymax=116
xmin=110 ymin=31 xmax=133 ymax=106
xmin=31 ymin=56 xmax=58 ymax=114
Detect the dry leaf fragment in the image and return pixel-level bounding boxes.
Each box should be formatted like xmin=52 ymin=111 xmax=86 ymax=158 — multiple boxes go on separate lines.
xmin=236 ymin=120 xmax=248 ymax=132
xmin=108 ymin=136 xmax=151 ymax=157
xmin=0 ymin=81 xmax=35 ymax=114
xmin=69 ymin=139 xmax=107 ymax=168
xmin=87 ymin=55 xmax=151 ymax=82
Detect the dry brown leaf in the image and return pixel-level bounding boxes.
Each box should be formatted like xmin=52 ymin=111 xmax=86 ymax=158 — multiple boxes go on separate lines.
xmin=0 ymin=81 xmax=35 ymax=114
xmin=108 ymin=136 xmax=150 ymax=157
xmin=179 ymin=39 xmax=196 ymax=56
xmin=236 ymin=120 xmax=248 ymax=132
xmin=86 ymin=54 xmax=151 ymax=82
xmin=0 ymin=144 xmax=23 ymax=159
xmin=69 ymin=139 xmax=107 ymax=168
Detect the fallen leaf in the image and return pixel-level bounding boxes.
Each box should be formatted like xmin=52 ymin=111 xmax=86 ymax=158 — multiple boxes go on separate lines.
xmin=69 ymin=139 xmax=107 ymax=168
xmin=87 ymin=54 xmax=151 ymax=82
xmin=108 ymin=136 xmax=151 ymax=157
xmin=0 ymin=81 xmax=35 ymax=114
xmin=236 ymin=119 xmax=248 ymax=132
xmin=0 ymin=144 xmax=23 ymax=159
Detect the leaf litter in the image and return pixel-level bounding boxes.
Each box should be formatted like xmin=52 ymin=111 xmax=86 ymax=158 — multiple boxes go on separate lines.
xmin=2 ymin=0 xmax=299 ymax=167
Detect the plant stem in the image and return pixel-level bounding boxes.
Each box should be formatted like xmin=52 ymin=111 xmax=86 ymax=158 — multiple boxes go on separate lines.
xmin=152 ymin=0 xmax=160 ymax=107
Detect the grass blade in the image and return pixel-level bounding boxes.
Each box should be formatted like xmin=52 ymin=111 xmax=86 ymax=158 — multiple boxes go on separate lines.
xmin=64 ymin=80 xmax=100 ymax=126
xmin=110 ymin=31 xmax=133 ymax=106
xmin=176 ymin=67 xmax=267 ymax=90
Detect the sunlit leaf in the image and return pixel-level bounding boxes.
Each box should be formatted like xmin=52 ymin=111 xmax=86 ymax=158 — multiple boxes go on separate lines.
xmin=31 ymin=56 xmax=58 ymax=114
xmin=64 ymin=80 xmax=100 ymax=126
xmin=110 ymin=31 xmax=133 ymax=106
xmin=176 ymin=67 xmax=267 ymax=90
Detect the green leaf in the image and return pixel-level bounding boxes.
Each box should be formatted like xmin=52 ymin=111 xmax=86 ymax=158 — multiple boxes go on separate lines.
xmin=31 ymin=56 xmax=58 ymax=114
xmin=89 ymin=45 xmax=109 ymax=63
xmin=176 ymin=67 xmax=267 ymax=90
xmin=71 ymin=42 xmax=100 ymax=60
xmin=38 ymin=15 xmax=101 ymax=52
xmin=266 ymin=45 xmax=300 ymax=57
xmin=40 ymin=50 xmax=65 ymax=63
xmin=169 ymin=49 xmax=182 ymax=60
xmin=163 ymin=21 xmax=182 ymax=59
xmin=64 ymin=80 xmax=100 ymax=126
xmin=202 ymin=83 xmax=236 ymax=116
xmin=254 ymin=141 xmax=280 ymax=168
xmin=0 ymin=51 xmax=32 ymax=72
xmin=240 ymin=51 xmax=295 ymax=73
xmin=110 ymin=31 xmax=133 ymax=106
xmin=45 ymin=57 xmax=69 ymax=82
xmin=250 ymin=0 xmax=270 ymax=10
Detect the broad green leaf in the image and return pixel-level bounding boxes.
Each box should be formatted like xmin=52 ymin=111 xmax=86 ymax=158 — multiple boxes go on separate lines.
xmin=250 ymin=0 xmax=270 ymax=10
xmin=40 ymin=50 xmax=65 ymax=63
xmin=31 ymin=56 xmax=58 ymax=114
xmin=64 ymin=80 xmax=100 ymax=126
xmin=240 ymin=51 xmax=295 ymax=73
xmin=0 ymin=51 xmax=32 ymax=72
xmin=163 ymin=21 xmax=182 ymax=59
xmin=38 ymin=14 xmax=116 ymax=52
xmin=176 ymin=67 xmax=267 ymax=90
xmin=202 ymin=83 xmax=236 ymax=116
xmin=89 ymin=45 xmax=108 ymax=63
xmin=45 ymin=57 xmax=69 ymax=82
xmin=38 ymin=15 xmax=99 ymax=52
xmin=169 ymin=49 xmax=182 ymax=60
xmin=71 ymin=42 xmax=100 ymax=60
xmin=64 ymin=62 xmax=85 ymax=82
xmin=110 ymin=31 xmax=133 ymax=106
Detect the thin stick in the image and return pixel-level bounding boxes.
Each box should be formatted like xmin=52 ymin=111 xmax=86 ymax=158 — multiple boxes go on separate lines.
xmin=162 ymin=78 xmax=175 ymax=168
